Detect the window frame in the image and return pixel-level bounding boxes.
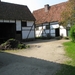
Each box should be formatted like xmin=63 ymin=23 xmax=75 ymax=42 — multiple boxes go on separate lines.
xmin=46 ymin=25 xmax=50 ymax=29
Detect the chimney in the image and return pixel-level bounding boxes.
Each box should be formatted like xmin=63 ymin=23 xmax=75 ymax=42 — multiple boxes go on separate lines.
xmin=44 ymin=4 xmax=49 ymax=12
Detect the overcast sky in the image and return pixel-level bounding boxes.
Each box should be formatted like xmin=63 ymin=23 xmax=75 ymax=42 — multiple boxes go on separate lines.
xmin=1 ymin=0 xmax=68 ymax=12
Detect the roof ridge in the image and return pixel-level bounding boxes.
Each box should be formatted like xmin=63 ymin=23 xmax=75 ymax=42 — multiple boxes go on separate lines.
xmin=33 ymin=1 xmax=68 ymax=12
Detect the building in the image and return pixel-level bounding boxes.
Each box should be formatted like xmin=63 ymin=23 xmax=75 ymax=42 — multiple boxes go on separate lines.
xmin=0 ymin=1 xmax=35 ymax=43
xmin=33 ymin=2 xmax=69 ymax=38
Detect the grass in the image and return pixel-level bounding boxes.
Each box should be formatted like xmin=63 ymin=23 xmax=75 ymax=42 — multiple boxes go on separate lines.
xmin=63 ymin=41 xmax=75 ymax=66
xmin=56 ymin=41 xmax=75 ymax=75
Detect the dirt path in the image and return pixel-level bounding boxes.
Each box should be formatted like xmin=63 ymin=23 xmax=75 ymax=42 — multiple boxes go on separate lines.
xmin=0 ymin=39 xmax=69 ymax=75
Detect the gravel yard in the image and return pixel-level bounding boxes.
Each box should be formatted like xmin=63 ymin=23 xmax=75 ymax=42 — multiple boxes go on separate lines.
xmin=0 ymin=39 xmax=69 ymax=75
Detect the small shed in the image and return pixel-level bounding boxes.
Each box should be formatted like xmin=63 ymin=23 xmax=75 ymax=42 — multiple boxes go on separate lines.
xmin=0 ymin=1 xmax=35 ymax=43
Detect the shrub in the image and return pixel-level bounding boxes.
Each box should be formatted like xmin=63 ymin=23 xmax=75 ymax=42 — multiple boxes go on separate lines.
xmin=0 ymin=39 xmax=28 ymax=50
xmin=70 ymin=25 xmax=75 ymax=42
xmin=64 ymin=37 xmax=69 ymax=40
xmin=18 ymin=44 xmax=26 ymax=49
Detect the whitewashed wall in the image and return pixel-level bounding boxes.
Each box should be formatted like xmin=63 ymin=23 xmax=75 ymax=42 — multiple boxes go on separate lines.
xmin=50 ymin=24 xmax=59 ymax=29
xmin=0 ymin=20 xmax=35 ymax=40
xmin=27 ymin=21 xmax=34 ymax=26
xmin=35 ymin=22 xmax=67 ymax=38
xmin=43 ymin=26 xmax=46 ymax=29
xmin=60 ymin=26 xmax=67 ymax=37
xmin=45 ymin=30 xmax=49 ymax=33
xmin=22 ymin=21 xmax=35 ymax=39
xmin=10 ymin=20 xmax=15 ymax=23
xmin=41 ymin=26 xmax=45 ymax=37
xmin=50 ymin=29 xmax=55 ymax=37
xmin=0 ymin=20 xmax=3 ymax=22
xmin=36 ymin=24 xmax=59 ymax=37
xmin=50 ymin=24 xmax=59 ymax=37
xmin=36 ymin=25 xmax=49 ymax=37
xmin=16 ymin=20 xmax=21 ymax=31
xmin=36 ymin=26 xmax=42 ymax=37
xmin=22 ymin=31 xmax=34 ymax=39
xmin=0 ymin=20 xmax=15 ymax=23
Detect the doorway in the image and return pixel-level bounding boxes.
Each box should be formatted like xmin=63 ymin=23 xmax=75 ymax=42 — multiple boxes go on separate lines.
xmin=55 ymin=28 xmax=60 ymax=37
xmin=0 ymin=23 xmax=16 ymax=43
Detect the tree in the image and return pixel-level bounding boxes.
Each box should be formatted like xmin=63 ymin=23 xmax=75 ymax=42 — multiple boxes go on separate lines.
xmin=70 ymin=25 xmax=75 ymax=42
xmin=61 ymin=0 xmax=75 ymax=27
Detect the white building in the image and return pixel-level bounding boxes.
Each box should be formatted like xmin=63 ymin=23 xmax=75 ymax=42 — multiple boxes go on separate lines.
xmin=33 ymin=2 xmax=68 ymax=38
xmin=35 ymin=22 xmax=67 ymax=38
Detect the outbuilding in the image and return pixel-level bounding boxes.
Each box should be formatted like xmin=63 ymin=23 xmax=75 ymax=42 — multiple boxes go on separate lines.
xmin=0 ymin=1 xmax=35 ymax=43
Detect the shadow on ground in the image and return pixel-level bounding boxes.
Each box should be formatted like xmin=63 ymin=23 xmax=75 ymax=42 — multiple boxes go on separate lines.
xmin=0 ymin=52 xmax=75 ymax=75
xmin=25 ymin=39 xmax=61 ymax=45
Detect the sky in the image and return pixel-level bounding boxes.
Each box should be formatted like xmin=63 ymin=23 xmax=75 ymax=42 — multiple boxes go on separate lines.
xmin=1 ymin=0 xmax=68 ymax=12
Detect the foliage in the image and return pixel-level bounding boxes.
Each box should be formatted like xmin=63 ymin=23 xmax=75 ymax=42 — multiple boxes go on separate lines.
xmin=70 ymin=25 xmax=75 ymax=42
xmin=0 ymin=39 xmax=28 ymax=50
xmin=56 ymin=41 xmax=75 ymax=75
xmin=61 ymin=0 xmax=75 ymax=26
xmin=17 ymin=44 xmax=25 ymax=49
xmin=64 ymin=37 xmax=69 ymax=40
xmin=17 ymin=44 xmax=30 ymax=49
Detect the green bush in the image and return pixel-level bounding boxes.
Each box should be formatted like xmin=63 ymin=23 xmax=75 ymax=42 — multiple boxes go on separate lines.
xmin=0 ymin=39 xmax=29 ymax=50
xmin=64 ymin=37 xmax=69 ymax=40
xmin=70 ymin=25 xmax=75 ymax=42
xmin=18 ymin=44 xmax=26 ymax=49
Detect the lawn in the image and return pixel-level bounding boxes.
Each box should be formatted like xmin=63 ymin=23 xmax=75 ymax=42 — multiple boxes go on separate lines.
xmin=56 ymin=41 xmax=75 ymax=75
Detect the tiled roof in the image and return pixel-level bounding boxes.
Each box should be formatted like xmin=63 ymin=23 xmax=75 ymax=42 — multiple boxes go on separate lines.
xmin=0 ymin=2 xmax=35 ymax=21
xmin=33 ymin=2 xmax=67 ymax=25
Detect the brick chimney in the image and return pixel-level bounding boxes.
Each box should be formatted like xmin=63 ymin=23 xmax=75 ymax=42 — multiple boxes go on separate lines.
xmin=44 ymin=4 xmax=49 ymax=12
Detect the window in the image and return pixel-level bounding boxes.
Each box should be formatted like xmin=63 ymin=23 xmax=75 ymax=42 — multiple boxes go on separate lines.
xmin=46 ymin=25 xmax=50 ymax=29
xmin=36 ymin=27 xmax=39 ymax=30
xmin=21 ymin=21 xmax=27 ymax=27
